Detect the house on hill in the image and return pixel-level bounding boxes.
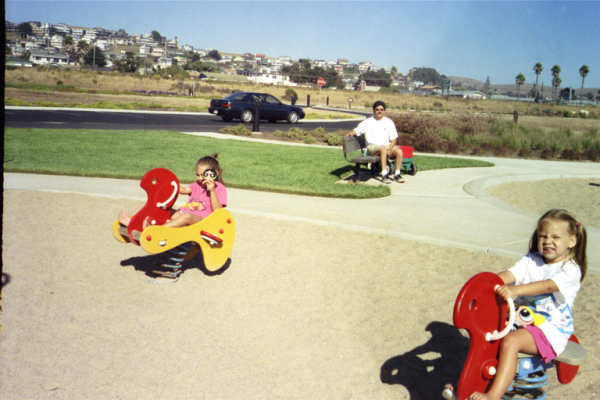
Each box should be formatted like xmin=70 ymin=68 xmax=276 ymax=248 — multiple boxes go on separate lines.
xmin=29 ymin=50 xmax=70 ymax=66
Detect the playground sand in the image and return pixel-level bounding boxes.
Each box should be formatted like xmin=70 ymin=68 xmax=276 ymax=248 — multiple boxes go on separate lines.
xmin=487 ymin=178 xmax=600 ymax=228
xmin=1 ymin=187 xmax=599 ymax=400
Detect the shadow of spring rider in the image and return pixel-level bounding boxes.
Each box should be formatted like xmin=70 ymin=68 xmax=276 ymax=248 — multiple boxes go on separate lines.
xmin=112 ymin=168 xmax=235 ymax=278
xmin=442 ymin=272 xmax=586 ymax=400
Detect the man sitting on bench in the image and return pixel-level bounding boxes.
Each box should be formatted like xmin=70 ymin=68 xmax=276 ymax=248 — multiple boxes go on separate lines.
xmin=346 ymin=100 xmax=404 ymax=183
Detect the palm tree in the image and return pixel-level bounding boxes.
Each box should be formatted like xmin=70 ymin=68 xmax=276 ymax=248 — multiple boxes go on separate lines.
xmin=533 ymin=62 xmax=543 ymax=99
xmin=551 ymin=65 xmax=561 ymax=99
xmin=515 ymin=73 xmax=525 ymax=98
xmin=579 ymin=65 xmax=589 ymax=91
xmin=552 ymin=76 xmax=562 ymax=100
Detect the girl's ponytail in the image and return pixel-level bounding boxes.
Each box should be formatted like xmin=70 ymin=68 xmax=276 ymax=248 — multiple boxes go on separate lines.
xmin=573 ymin=220 xmax=587 ymax=281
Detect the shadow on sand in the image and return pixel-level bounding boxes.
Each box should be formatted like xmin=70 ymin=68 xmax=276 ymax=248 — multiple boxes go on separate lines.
xmin=380 ymin=321 xmax=469 ymax=400
xmin=120 ymin=247 xmax=231 ymax=279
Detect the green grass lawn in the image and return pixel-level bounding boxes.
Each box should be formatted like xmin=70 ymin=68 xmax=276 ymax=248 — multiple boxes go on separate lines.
xmin=4 ymin=128 xmax=493 ymax=198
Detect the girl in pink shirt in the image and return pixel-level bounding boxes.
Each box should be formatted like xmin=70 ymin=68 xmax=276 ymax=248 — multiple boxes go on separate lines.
xmin=118 ymin=154 xmax=227 ymax=228
xmin=163 ymin=154 xmax=227 ymax=227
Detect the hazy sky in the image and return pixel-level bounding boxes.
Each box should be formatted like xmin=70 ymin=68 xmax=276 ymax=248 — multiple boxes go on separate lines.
xmin=6 ymin=0 xmax=600 ymax=88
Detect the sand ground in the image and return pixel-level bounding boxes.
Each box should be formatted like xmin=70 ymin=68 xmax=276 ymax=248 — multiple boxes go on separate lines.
xmin=1 ymin=179 xmax=599 ymax=399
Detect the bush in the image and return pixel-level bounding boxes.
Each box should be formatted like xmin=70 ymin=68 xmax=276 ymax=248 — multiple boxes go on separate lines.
xmin=540 ymin=148 xmax=555 ymax=159
xmin=303 ymin=135 xmax=316 ymax=144
xmin=518 ymin=148 xmax=532 ymax=158
xmin=273 ymin=130 xmax=293 ymax=140
xmin=493 ymin=145 xmax=511 ymax=156
xmin=412 ymin=125 xmax=442 ymax=153
xmin=283 ymin=88 xmax=298 ymax=104
xmin=445 ymin=141 xmax=460 ymax=154
xmin=584 ymin=149 xmax=600 ymax=161
xmin=219 ymin=124 xmax=252 ymax=136
xmin=560 ymin=149 xmax=580 ymax=160
xmin=325 ymin=133 xmax=342 ymax=146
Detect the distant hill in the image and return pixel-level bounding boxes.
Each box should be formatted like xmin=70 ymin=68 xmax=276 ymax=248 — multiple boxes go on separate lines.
xmin=447 ymin=75 xmax=598 ymax=98
xmin=448 ymin=76 xmax=484 ymax=89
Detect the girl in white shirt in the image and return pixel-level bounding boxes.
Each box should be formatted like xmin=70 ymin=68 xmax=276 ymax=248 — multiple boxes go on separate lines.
xmin=467 ymin=209 xmax=587 ymax=400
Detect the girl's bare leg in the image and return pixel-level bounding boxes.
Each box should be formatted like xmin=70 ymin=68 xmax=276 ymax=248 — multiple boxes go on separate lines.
xmin=468 ymin=329 xmax=539 ymax=400
xmin=162 ymin=212 xmax=203 ymax=228
xmin=118 ymin=210 xmax=131 ymax=226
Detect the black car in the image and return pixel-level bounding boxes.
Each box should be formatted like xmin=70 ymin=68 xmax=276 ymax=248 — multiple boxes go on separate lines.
xmin=209 ymin=92 xmax=305 ymax=123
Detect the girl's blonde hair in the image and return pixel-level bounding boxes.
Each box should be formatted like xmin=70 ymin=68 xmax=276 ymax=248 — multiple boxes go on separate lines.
xmin=528 ymin=209 xmax=587 ymax=281
xmin=196 ymin=153 xmax=224 ymax=184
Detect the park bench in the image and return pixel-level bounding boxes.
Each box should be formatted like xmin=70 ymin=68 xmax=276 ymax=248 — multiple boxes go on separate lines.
xmin=342 ymin=135 xmax=417 ymax=182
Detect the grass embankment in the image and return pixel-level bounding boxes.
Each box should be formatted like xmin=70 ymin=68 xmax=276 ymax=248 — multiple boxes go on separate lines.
xmin=4 ymin=128 xmax=492 ymax=199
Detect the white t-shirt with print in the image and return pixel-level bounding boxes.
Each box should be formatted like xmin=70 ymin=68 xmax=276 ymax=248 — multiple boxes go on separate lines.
xmin=353 ymin=116 xmax=398 ymax=147
xmin=509 ymin=252 xmax=581 ymax=355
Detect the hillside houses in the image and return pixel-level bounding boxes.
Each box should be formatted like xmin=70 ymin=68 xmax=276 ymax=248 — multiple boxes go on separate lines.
xmin=5 ymin=19 xmax=407 ymax=90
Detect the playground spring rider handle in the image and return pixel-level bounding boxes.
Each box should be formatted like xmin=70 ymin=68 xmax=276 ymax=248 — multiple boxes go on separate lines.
xmin=486 ymin=285 xmax=515 ymax=342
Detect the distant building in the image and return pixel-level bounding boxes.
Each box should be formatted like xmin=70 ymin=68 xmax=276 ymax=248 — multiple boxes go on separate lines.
xmin=29 ymin=50 xmax=70 ymax=66
xmin=248 ymin=73 xmax=296 ymax=86
xmin=6 ymin=56 xmax=33 ymax=68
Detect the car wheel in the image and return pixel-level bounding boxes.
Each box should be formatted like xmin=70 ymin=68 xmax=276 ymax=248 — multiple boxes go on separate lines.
xmin=287 ymin=111 xmax=299 ymax=123
xmin=240 ymin=109 xmax=253 ymax=123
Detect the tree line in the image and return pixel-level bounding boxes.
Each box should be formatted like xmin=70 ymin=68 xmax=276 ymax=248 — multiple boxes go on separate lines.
xmin=515 ymin=62 xmax=591 ymax=101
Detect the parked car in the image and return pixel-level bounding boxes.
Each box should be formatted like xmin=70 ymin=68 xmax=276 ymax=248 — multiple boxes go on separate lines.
xmin=209 ymin=92 xmax=305 ymax=123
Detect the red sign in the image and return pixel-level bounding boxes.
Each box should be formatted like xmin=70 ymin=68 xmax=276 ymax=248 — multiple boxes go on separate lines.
xmin=317 ymin=77 xmax=325 ymax=87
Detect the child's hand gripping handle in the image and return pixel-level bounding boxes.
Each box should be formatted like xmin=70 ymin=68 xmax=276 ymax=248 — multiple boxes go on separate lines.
xmin=485 ymin=284 xmax=515 ymax=342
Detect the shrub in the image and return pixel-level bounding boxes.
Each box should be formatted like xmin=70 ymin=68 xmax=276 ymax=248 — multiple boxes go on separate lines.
xmin=308 ymin=127 xmax=326 ymax=140
xmin=446 ymin=141 xmax=460 ymax=154
xmin=219 ymin=124 xmax=251 ymax=136
xmin=303 ymin=135 xmax=316 ymax=144
xmin=540 ymin=148 xmax=555 ymax=159
xmin=325 ymin=133 xmax=342 ymax=146
xmin=411 ymin=125 xmax=442 ymax=153
xmin=560 ymin=149 xmax=580 ymax=160
xmin=584 ymin=149 xmax=600 ymax=161
xmin=283 ymin=88 xmax=298 ymax=104
xmin=290 ymin=127 xmax=306 ymax=140
xmin=493 ymin=145 xmax=511 ymax=156
xmin=273 ymin=130 xmax=293 ymax=140
xmin=397 ymin=134 xmax=415 ymax=147
xmin=518 ymin=148 xmax=532 ymax=158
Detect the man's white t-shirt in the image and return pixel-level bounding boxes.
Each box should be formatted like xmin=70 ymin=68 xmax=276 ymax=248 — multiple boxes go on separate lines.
xmin=353 ymin=116 xmax=398 ymax=146
xmin=509 ymin=253 xmax=581 ymax=355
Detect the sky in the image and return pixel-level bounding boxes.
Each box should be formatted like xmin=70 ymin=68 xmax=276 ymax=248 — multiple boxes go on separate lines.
xmin=6 ymin=0 xmax=600 ymax=88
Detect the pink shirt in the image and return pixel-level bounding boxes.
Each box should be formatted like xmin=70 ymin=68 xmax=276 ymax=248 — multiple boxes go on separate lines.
xmin=179 ymin=181 xmax=227 ymax=218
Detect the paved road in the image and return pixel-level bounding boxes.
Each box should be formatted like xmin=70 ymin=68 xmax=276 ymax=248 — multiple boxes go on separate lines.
xmin=4 ymin=106 xmax=360 ymax=133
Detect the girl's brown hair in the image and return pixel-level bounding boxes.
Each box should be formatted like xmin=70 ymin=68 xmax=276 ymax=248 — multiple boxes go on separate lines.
xmin=196 ymin=153 xmax=224 ymax=184
xmin=528 ymin=209 xmax=587 ymax=281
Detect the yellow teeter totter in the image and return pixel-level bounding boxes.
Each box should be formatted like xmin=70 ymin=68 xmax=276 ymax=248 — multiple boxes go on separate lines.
xmin=140 ymin=208 xmax=235 ymax=273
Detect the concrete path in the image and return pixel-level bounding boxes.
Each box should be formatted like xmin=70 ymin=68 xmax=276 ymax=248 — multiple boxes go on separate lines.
xmin=5 ymin=153 xmax=599 ymax=274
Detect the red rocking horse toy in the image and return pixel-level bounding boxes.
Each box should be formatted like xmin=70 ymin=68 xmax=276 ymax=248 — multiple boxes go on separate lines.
xmin=112 ymin=168 xmax=235 ymax=278
xmin=443 ymin=272 xmax=586 ymax=400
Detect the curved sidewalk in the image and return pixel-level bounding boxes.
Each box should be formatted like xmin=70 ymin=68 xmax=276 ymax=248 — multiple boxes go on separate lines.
xmin=4 ymin=155 xmax=599 ymax=274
